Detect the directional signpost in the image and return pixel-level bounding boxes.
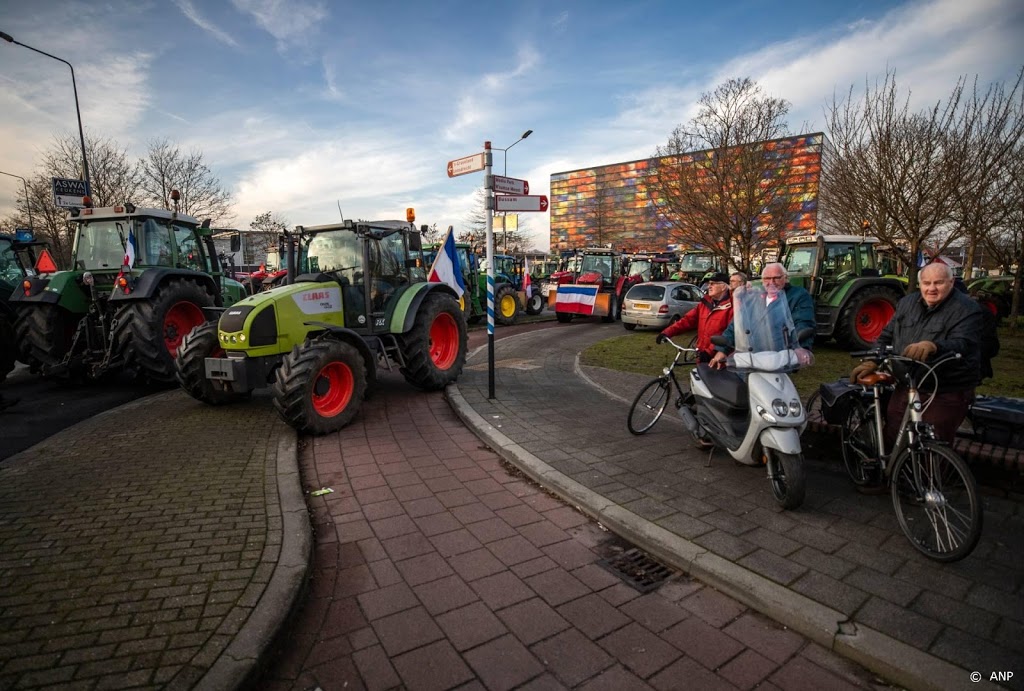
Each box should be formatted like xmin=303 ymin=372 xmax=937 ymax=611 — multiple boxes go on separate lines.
xmin=491 ymin=175 xmax=529 ymax=196
xmin=447 ymin=153 xmax=486 ymax=178
xmin=51 ymin=177 xmax=90 ymax=208
xmin=495 ymin=195 xmax=549 ymax=213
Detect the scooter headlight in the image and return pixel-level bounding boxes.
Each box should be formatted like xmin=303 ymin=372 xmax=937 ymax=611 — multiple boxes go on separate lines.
xmin=756 ymin=405 xmax=778 ymax=424
xmin=789 ymin=399 xmax=801 ymax=416
xmin=772 ymin=399 xmax=789 ymax=417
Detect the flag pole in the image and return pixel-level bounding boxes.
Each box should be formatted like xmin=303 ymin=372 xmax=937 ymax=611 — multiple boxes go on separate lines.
xmin=484 ymin=141 xmax=496 ymax=400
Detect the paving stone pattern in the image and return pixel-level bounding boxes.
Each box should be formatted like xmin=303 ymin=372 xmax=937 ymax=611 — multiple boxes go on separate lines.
xmin=453 ymin=323 xmax=1024 ymax=681
xmin=256 ymin=374 xmax=885 ymax=690
xmin=0 ymin=390 xmax=284 ymax=690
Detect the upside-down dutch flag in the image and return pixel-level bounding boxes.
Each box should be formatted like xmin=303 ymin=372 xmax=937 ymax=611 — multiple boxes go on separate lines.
xmin=123 ymin=228 xmax=138 ymax=269
xmin=523 ymin=257 xmax=532 ymax=299
xmin=428 ymin=226 xmax=465 ymax=298
xmin=556 ymin=284 xmax=599 ymax=315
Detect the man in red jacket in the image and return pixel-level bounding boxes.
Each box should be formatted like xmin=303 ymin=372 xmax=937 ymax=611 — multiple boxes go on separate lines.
xmin=655 ymin=273 xmax=733 ymax=363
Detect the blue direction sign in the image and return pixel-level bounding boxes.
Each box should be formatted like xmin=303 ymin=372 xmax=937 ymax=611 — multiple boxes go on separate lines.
xmin=51 ymin=177 xmax=90 ymax=208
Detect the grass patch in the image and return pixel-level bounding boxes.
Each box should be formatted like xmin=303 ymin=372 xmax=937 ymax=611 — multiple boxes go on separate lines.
xmin=580 ymin=326 xmax=1024 ymax=400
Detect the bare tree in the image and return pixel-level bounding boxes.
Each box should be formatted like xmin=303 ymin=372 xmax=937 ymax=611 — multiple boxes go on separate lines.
xmin=139 ymin=139 xmax=233 ymax=224
xmin=982 ymin=142 xmax=1024 ymax=321
xmin=645 ymin=78 xmax=795 ymax=273
xmin=823 ymin=71 xmax=969 ymax=288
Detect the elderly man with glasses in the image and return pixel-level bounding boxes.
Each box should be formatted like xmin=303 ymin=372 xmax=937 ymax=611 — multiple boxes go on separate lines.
xmin=709 ymin=263 xmax=815 ymax=368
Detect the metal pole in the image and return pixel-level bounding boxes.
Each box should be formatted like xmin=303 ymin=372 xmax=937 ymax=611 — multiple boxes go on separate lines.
xmin=0 ymin=170 xmax=33 ymax=230
xmin=485 ymin=141 xmax=496 ymax=399
xmin=0 ymin=30 xmax=90 ymax=192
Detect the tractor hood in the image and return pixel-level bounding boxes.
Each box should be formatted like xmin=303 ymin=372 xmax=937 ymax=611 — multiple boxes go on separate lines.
xmin=218 ymin=280 xmax=344 ymax=357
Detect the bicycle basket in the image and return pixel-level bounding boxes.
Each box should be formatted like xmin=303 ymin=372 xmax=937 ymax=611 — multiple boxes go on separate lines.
xmin=818 ymin=379 xmax=860 ymax=425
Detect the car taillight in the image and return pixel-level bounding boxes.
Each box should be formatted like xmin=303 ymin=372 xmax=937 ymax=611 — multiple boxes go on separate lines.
xmin=659 ymin=305 xmax=669 ymax=313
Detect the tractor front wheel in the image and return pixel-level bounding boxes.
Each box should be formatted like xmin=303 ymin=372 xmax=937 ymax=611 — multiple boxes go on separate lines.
xmin=273 ymin=338 xmax=368 ymax=434
xmin=114 ymin=278 xmax=213 ymax=383
xmin=400 ymin=292 xmax=468 ymax=390
xmin=834 ymin=286 xmax=900 ymax=350
xmin=525 ymin=291 xmax=544 ymax=315
xmin=175 ymin=321 xmax=249 ymax=405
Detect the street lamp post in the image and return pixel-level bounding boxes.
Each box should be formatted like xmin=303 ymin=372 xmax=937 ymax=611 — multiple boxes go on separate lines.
xmin=0 ymin=170 xmax=34 ymax=231
xmin=494 ymin=129 xmax=532 ymax=253
xmin=1 ymin=30 xmax=90 ymax=192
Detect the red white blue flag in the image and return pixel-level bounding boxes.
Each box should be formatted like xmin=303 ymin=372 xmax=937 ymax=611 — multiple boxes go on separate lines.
xmin=523 ymin=257 xmax=532 ymax=299
xmin=428 ymin=226 xmax=465 ymax=298
xmin=556 ymin=284 xmax=599 ymax=315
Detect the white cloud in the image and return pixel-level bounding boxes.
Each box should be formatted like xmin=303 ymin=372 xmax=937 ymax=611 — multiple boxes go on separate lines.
xmin=443 ymin=47 xmax=542 ymax=142
xmin=230 ymin=0 xmax=328 ymax=49
xmin=172 ymin=0 xmax=240 ymax=47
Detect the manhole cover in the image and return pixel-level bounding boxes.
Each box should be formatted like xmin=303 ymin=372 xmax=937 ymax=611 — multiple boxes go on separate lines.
xmin=598 ymin=547 xmax=674 ymax=593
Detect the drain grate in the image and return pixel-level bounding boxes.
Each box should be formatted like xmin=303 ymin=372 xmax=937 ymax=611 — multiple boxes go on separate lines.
xmin=598 ymin=548 xmax=674 ymax=593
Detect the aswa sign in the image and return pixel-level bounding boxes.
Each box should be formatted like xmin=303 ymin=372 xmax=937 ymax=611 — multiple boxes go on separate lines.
xmin=52 ymin=177 xmax=90 ymax=208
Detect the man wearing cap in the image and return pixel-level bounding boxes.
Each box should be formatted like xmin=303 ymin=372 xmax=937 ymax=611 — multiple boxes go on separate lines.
xmin=655 ymin=272 xmax=733 ymax=364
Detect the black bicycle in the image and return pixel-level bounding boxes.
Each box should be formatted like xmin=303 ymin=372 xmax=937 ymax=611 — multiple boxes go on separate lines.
xmin=627 ymin=336 xmax=698 ymax=435
xmin=841 ymin=347 xmax=983 ymax=562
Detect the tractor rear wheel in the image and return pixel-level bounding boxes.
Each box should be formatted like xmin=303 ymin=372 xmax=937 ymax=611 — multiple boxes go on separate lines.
xmin=0 ymin=313 xmax=16 ymax=382
xmin=114 ymin=278 xmax=213 ymax=383
xmin=834 ymin=286 xmax=900 ymax=350
xmin=273 ymin=338 xmax=367 ymax=434
xmin=602 ymin=294 xmax=617 ymax=323
xmin=556 ymin=312 xmax=573 ymax=323
xmin=175 ymin=321 xmax=249 ymax=405
xmin=400 ymin=292 xmax=468 ymax=391
xmin=495 ymin=285 xmax=520 ymax=326
xmin=15 ymin=304 xmax=77 ymax=368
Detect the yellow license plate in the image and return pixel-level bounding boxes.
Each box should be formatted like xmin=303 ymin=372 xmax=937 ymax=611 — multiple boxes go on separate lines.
xmin=634 ymin=303 xmax=650 ymax=310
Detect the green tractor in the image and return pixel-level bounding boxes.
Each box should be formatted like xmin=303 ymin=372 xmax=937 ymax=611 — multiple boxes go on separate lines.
xmin=176 ymin=214 xmax=468 ymax=435
xmin=11 ymin=194 xmax=247 ymax=383
xmin=780 ymin=231 xmax=905 ymax=350
xmin=1 ymin=231 xmax=49 ymax=381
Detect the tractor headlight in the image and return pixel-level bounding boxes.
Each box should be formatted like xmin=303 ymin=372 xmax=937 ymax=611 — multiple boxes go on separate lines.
xmin=239 ymin=333 xmax=246 ymax=342
xmin=772 ymin=399 xmax=789 ymax=417
xmin=789 ymin=399 xmax=801 ymax=416
xmin=756 ymin=405 xmax=778 ymax=424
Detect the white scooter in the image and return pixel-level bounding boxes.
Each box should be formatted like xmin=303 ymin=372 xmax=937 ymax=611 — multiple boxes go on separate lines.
xmin=677 ymin=287 xmax=815 ymax=510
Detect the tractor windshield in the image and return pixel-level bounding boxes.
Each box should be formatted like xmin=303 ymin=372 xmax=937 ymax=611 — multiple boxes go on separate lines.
xmin=580 ymin=254 xmax=614 ymax=283
xmin=0 ymin=239 xmax=20 ymax=283
xmin=302 ymin=230 xmax=362 ymax=286
xmin=782 ymin=245 xmax=817 ymax=276
xmin=679 ymin=254 xmax=713 ymax=272
xmin=627 ymin=259 xmax=653 ymax=280
xmin=74 ymin=220 xmax=128 ymax=270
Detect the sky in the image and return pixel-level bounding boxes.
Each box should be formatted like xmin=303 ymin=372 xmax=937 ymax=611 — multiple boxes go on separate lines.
xmin=0 ymin=0 xmax=1021 ymax=252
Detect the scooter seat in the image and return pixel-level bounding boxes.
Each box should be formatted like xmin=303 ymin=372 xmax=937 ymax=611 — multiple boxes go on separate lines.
xmin=695 ymin=363 xmax=749 ymax=408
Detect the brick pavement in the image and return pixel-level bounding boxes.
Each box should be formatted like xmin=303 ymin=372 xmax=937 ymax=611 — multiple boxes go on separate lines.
xmin=0 ymin=390 xmax=308 ymax=690
xmin=256 ymin=371 xmax=886 ymax=690
xmin=447 ymin=321 xmax=1024 ymax=691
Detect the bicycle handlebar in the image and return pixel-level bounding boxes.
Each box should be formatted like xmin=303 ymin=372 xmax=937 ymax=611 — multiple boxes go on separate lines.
xmin=659 ymin=335 xmax=700 ymax=353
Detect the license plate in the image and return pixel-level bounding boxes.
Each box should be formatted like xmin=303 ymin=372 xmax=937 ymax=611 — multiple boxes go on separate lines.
xmin=634 ymin=303 xmax=650 ymax=310
xmin=205 ymin=358 xmax=235 ymax=381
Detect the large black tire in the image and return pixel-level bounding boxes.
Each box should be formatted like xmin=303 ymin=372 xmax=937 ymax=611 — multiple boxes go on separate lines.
xmin=602 ymin=294 xmax=616 ymax=323
xmin=175 ymin=321 xmax=249 ymax=405
xmin=623 ymin=322 xmax=637 ymax=331
xmin=273 ymin=338 xmax=368 ymax=434
xmin=834 ymin=286 xmax=900 ymax=350
xmin=114 ymin=278 xmax=213 ymax=383
xmin=494 ymin=285 xmax=520 ymax=326
xmin=15 ymin=304 xmax=77 ymax=368
xmin=839 ymin=397 xmax=882 ymax=487
xmin=0 ymin=314 xmax=16 ymax=382
xmin=400 ymin=292 xmax=468 ymax=391
xmin=556 ymin=312 xmax=573 ymax=323
xmin=525 ymin=291 xmax=544 ymax=316
xmin=766 ymin=449 xmax=805 ymax=510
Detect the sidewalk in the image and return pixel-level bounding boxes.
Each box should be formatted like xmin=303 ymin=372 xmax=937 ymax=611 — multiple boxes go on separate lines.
xmin=447 ymin=322 xmax=1024 ymax=691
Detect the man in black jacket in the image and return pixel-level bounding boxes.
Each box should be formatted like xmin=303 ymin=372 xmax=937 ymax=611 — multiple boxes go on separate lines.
xmin=850 ymin=262 xmax=983 ymax=452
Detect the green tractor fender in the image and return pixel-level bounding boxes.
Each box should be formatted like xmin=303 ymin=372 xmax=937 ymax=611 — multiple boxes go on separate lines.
xmin=111 ymin=268 xmax=220 ymax=306
xmin=392 ymin=282 xmax=461 ymax=333
xmin=298 ymin=322 xmax=379 ymax=392
xmin=825 ymin=276 xmax=905 ymax=307
xmin=8 ymin=271 xmax=89 ymax=313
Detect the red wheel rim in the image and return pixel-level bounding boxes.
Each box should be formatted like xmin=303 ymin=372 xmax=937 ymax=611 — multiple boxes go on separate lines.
xmin=855 ymin=300 xmax=895 ymax=343
xmin=429 ymin=312 xmax=459 ymax=369
xmin=312 ymin=361 xmax=354 ymax=416
xmin=164 ymin=302 xmax=206 ymax=354
xmin=982 ymin=300 xmax=998 ymax=316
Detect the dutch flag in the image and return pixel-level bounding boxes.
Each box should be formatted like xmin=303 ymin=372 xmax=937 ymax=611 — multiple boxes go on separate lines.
xmin=124 ymin=228 xmax=138 ymax=269
xmin=428 ymin=226 xmax=465 ymax=298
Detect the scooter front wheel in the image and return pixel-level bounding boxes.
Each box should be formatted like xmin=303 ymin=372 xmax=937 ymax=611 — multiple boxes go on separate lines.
xmin=766 ymin=449 xmax=805 ymax=510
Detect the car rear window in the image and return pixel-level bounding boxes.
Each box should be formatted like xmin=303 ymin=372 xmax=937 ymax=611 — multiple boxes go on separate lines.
xmin=626 ymin=284 xmax=665 ymax=300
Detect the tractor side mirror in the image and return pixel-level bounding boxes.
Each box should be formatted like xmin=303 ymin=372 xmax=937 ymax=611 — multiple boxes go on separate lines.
xmin=408 ymin=231 xmax=422 ymax=252
xmin=230 ymin=233 xmax=241 ymax=253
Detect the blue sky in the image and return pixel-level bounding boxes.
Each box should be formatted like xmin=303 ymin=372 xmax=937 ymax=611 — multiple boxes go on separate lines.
xmin=1 ymin=0 xmax=1021 ymax=251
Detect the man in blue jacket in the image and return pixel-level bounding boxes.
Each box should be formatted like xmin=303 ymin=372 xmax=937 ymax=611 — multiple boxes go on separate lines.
xmin=709 ymin=263 xmax=815 ymax=367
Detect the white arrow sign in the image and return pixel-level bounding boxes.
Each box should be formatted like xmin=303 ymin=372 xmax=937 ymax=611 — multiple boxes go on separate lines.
xmin=447 ymin=153 xmax=486 ymax=178
xmin=495 ymin=195 xmax=549 ymax=212
xmin=492 ymin=175 xmax=529 ymax=195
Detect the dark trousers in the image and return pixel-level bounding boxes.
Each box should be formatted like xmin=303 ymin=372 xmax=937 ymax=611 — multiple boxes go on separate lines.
xmin=884 ymin=387 xmax=974 ymax=449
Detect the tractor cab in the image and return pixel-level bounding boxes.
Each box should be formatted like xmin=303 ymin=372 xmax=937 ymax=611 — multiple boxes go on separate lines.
xmin=781 ymin=232 xmax=882 ymax=297
xmin=296 ymin=218 xmax=425 ymax=331
xmin=674 ymin=251 xmax=720 ymax=284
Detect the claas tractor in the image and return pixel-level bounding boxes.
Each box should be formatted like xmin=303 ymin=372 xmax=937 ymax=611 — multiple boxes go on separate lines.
xmin=11 ymin=192 xmax=246 ymax=383
xmin=175 ymin=211 xmax=468 ymax=435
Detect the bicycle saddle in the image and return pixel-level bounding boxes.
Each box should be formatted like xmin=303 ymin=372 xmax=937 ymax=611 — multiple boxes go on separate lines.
xmin=857 ymin=372 xmax=895 ymax=386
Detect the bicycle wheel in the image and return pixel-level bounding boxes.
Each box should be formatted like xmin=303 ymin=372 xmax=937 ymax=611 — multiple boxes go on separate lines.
xmin=628 ymin=376 xmax=671 ymax=435
xmin=891 ymin=442 xmax=982 ymax=563
xmin=840 ymin=397 xmax=881 ymax=486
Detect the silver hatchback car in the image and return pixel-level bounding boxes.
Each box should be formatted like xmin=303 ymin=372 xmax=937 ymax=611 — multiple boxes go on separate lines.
xmin=621 ymin=281 xmax=703 ymax=330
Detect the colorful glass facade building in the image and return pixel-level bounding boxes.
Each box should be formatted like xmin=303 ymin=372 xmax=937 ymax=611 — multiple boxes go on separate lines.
xmin=548 ymin=132 xmax=825 ymax=253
